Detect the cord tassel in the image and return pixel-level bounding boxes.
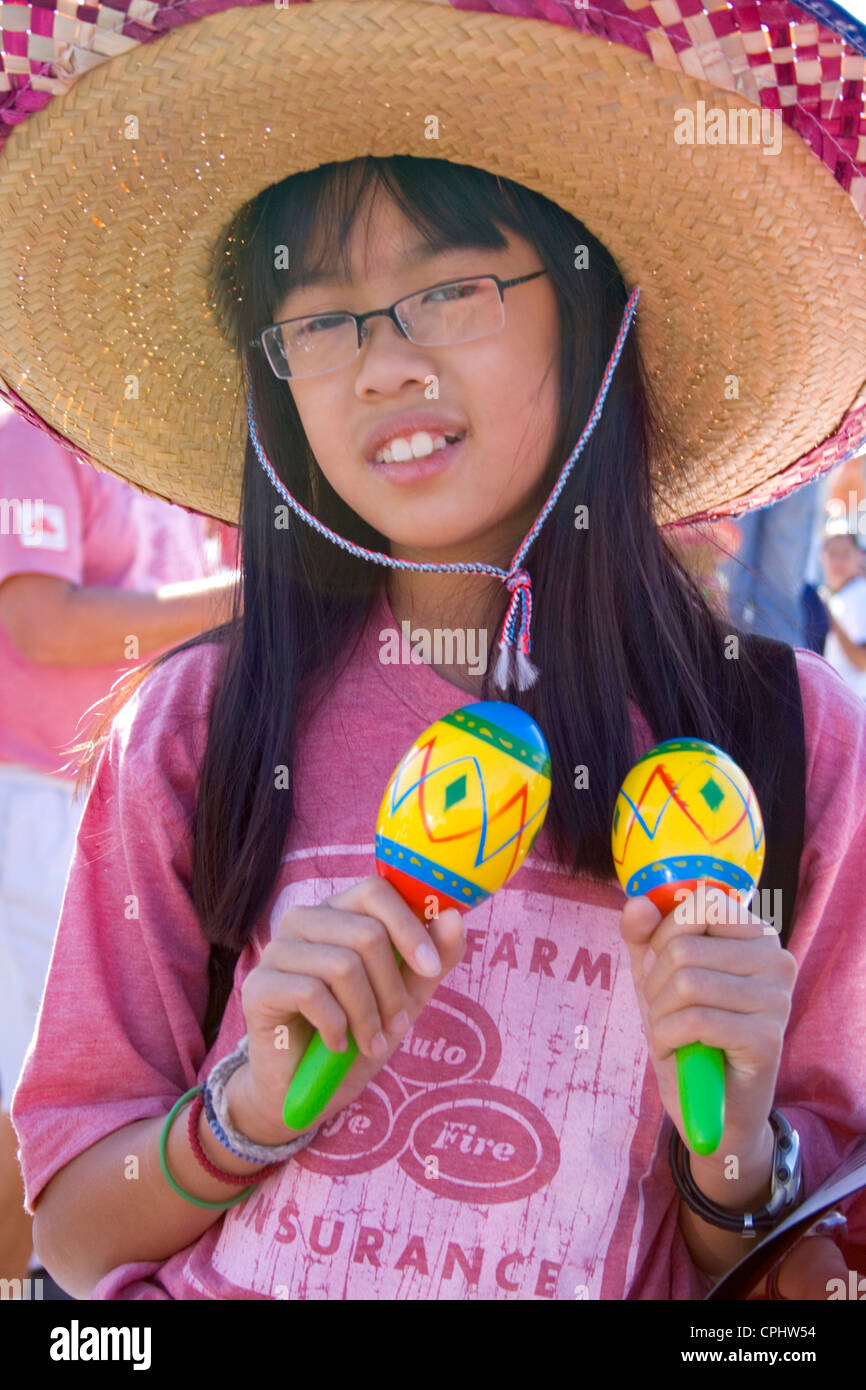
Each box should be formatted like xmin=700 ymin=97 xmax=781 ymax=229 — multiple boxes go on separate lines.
xmin=513 ymin=645 xmax=540 ymax=691
xmin=492 ymin=567 xmax=539 ymax=694
xmin=492 ymin=640 xmax=515 ymax=693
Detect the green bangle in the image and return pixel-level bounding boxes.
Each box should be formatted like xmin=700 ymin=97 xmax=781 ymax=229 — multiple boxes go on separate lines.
xmin=158 ymin=1085 xmax=256 ymax=1210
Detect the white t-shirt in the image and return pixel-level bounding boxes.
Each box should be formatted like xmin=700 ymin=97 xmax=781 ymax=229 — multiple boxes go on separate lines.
xmin=824 ymin=575 xmax=866 ymax=698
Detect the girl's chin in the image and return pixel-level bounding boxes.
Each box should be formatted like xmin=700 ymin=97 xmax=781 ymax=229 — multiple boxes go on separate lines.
xmin=380 ymin=524 xmax=492 ymax=553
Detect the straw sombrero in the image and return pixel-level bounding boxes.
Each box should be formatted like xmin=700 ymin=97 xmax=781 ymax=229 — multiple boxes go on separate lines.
xmin=1 ymin=0 xmax=865 ymax=530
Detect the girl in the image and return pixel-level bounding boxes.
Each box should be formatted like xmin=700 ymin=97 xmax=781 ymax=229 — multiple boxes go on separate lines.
xmin=2 ymin=0 xmax=865 ymax=1305
xmin=10 ymin=152 xmax=866 ymax=1302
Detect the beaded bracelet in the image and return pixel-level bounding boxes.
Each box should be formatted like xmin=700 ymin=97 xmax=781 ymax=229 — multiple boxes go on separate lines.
xmin=186 ymin=1089 xmax=284 ymax=1186
xmin=203 ymin=1034 xmax=320 ymax=1164
xmin=159 ymin=1037 xmax=323 ymax=1208
xmin=158 ymin=1087 xmax=257 ymax=1210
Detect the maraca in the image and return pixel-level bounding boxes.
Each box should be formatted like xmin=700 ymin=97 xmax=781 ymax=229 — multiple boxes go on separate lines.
xmin=282 ymin=701 xmax=551 ymax=1130
xmin=611 ymin=738 xmax=765 ymax=1156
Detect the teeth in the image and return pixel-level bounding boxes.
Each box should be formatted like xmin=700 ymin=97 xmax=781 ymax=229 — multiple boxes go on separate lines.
xmin=373 ymin=430 xmax=463 ymax=464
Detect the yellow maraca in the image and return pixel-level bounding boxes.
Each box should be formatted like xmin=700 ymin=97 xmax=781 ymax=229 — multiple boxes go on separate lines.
xmin=611 ymin=738 xmax=765 ymax=1154
xmin=283 ymin=701 xmax=551 ymax=1130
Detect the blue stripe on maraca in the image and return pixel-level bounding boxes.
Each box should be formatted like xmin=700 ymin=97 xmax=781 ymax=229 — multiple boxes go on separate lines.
xmin=625 ymin=855 xmax=756 ymax=898
xmin=375 ymin=833 xmax=490 ymax=907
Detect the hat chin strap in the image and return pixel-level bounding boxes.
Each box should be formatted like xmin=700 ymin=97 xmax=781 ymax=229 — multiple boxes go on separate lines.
xmin=248 ymin=285 xmax=641 ymax=697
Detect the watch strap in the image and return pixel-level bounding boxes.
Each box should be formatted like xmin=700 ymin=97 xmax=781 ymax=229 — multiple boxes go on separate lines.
xmin=670 ymin=1108 xmax=803 ymax=1234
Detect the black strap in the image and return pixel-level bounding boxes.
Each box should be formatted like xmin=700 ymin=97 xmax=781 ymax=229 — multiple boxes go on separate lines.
xmin=728 ymin=636 xmax=806 ymax=949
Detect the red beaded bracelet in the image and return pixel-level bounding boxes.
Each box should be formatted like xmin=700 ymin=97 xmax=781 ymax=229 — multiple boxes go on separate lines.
xmin=186 ymin=1089 xmax=284 ymax=1185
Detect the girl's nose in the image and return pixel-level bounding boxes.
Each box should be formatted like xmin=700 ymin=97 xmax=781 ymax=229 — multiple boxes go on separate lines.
xmin=359 ymin=315 xmax=408 ymax=348
xmin=355 ymin=315 xmax=433 ymax=387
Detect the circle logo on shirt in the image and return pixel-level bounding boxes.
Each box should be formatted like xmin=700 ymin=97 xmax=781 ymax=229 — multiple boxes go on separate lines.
xmin=293 ymin=987 xmax=560 ymax=1202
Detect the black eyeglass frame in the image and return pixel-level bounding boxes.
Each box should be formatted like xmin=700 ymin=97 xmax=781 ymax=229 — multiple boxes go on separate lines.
xmin=249 ymin=269 xmax=549 ymax=379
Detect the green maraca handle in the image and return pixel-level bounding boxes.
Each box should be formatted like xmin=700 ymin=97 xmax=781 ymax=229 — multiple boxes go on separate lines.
xmin=283 ymin=944 xmax=404 ymax=1131
xmin=675 ymin=1041 xmax=725 ymax=1155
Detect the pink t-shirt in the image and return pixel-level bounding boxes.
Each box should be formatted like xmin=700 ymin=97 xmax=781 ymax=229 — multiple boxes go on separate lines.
xmin=11 ymin=591 xmax=866 ymax=1299
xmin=0 ymin=408 xmax=223 ymax=776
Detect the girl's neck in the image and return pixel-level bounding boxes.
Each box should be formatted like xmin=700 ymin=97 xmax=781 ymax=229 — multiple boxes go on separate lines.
xmin=385 ymin=569 xmax=499 ymax=629
xmin=380 ymin=492 xmax=547 ymax=694
xmin=383 ymin=545 xmax=513 ymax=698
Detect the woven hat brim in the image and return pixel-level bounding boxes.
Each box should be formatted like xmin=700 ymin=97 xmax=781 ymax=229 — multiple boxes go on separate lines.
xmin=0 ymin=0 xmax=865 ymax=525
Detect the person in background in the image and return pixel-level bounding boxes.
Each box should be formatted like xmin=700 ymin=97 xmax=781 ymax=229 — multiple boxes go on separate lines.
xmin=818 ymin=530 xmax=866 ymax=699
xmin=799 ymin=462 xmax=843 ymax=655
xmin=723 ymin=475 xmax=824 ymax=649
xmin=0 ymin=405 xmax=240 ymax=1292
xmin=826 ymin=447 xmax=866 ymax=527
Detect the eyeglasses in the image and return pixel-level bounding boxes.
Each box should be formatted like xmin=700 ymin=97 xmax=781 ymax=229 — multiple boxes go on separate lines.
xmin=250 ymin=269 xmax=548 ymax=381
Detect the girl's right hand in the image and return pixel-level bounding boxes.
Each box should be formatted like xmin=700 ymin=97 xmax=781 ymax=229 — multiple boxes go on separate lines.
xmin=225 ymin=875 xmax=468 ymax=1144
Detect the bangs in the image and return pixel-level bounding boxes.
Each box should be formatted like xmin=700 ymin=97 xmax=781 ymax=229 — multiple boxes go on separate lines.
xmin=264 ymin=156 xmax=519 ymax=312
xmin=213 ymin=155 xmax=552 ymax=356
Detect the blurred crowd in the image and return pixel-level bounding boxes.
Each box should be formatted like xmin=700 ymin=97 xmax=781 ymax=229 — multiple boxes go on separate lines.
xmin=667 ymin=449 xmax=866 ymax=701
xmin=0 ymin=404 xmax=240 ymax=1295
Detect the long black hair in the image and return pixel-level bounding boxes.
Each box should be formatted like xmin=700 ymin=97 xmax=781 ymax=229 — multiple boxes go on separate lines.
xmin=70 ymin=155 xmax=781 ymax=1049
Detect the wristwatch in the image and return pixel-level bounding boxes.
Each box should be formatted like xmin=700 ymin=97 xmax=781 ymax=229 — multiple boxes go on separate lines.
xmin=669 ymin=1108 xmax=803 ymax=1234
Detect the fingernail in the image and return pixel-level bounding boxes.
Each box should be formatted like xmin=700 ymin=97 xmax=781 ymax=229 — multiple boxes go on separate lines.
xmin=370 ymin=1031 xmax=388 ymax=1057
xmin=388 ymin=1010 xmax=410 ymax=1036
xmin=416 ymin=942 xmax=441 ymax=976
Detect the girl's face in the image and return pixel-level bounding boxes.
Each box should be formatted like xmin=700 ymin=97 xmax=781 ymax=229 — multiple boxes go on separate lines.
xmin=275 ymin=187 xmax=561 ymax=560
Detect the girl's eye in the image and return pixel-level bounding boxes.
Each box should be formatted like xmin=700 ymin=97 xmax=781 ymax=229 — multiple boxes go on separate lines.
xmin=300 ymin=315 xmax=344 ymax=335
xmin=421 ymin=281 xmax=478 ymax=306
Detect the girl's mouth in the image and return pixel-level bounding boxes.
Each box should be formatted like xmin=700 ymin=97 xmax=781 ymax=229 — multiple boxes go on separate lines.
xmin=365 ymin=431 xmax=467 ymax=484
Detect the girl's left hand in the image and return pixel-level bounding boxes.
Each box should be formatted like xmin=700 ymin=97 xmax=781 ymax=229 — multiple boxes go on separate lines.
xmin=619 ymin=887 xmax=799 ymax=1158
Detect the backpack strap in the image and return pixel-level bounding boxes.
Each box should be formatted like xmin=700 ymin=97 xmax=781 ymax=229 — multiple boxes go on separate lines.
xmin=732 ymin=636 xmax=806 ymax=949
